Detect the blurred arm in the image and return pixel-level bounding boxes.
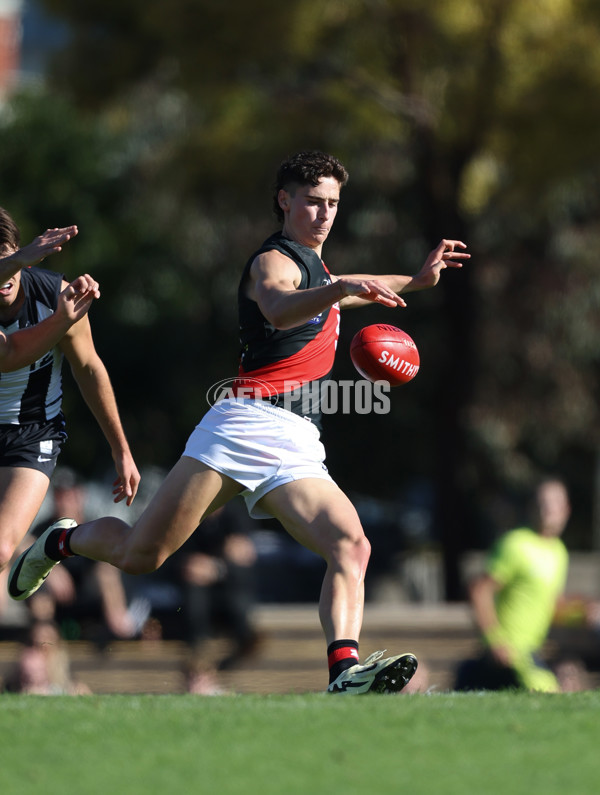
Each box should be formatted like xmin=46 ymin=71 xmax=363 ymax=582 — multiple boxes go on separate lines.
xmin=469 ymin=573 xmax=515 ymax=666
xmin=94 ymin=562 xmax=136 ymax=638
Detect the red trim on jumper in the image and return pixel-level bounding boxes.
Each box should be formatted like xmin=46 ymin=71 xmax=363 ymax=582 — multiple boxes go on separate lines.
xmin=233 ymin=303 xmax=340 ymax=396
xmin=328 ymin=646 xmax=360 ymax=669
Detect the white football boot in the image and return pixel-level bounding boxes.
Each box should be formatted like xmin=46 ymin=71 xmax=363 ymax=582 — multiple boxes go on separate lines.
xmin=327 ymin=650 xmax=418 ymax=694
xmin=8 ymin=518 xmax=77 ymax=600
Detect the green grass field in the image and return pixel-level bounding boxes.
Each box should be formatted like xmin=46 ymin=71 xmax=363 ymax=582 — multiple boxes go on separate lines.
xmin=1 ymin=691 xmax=598 ymax=795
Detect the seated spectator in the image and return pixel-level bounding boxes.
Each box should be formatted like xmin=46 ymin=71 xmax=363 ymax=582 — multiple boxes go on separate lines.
xmin=4 ymin=619 xmax=90 ymax=694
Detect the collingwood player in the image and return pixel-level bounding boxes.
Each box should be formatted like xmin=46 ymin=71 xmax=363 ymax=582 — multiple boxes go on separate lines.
xmin=0 ymin=207 xmax=139 ymax=597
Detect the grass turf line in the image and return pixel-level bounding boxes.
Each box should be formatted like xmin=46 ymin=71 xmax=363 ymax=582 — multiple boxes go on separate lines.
xmin=1 ymin=691 xmax=598 ymax=795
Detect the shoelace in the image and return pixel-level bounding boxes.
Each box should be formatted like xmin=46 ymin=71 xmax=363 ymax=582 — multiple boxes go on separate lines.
xmin=362 ymin=650 xmax=386 ymax=666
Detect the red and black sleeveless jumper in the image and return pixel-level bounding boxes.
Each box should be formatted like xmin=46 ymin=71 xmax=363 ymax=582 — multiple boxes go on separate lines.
xmin=233 ymin=232 xmax=340 ymax=426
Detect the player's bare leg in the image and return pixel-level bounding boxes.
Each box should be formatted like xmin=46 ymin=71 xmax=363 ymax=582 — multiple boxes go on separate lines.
xmin=259 ymin=477 xmax=417 ymax=693
xmin=0 ymin=468 xmax=50 ymax=611
xmin=0 ymin=467 xmax=50 ymax=572
xmin=71 ymin=458 xmax=242 ymax=571
xmin=8 ymin=458 xmax=242 ymax=599
xmin=258 ymin=477 xmax=370 ymax=644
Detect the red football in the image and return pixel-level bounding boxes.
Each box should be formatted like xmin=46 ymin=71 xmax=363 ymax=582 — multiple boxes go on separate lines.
xmin=350 ymin=324 xmax=420 ymax=386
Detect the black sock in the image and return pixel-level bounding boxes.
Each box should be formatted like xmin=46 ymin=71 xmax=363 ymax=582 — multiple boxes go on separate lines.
xmin=328 ymin=639 xmax=359 ymax=684
xmin=44 ymin=525 xmax=77 ymax=561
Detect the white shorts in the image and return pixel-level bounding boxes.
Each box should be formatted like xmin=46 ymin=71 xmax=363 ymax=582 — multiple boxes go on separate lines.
xmin=183 ymin=398 xmax=334 ymax=519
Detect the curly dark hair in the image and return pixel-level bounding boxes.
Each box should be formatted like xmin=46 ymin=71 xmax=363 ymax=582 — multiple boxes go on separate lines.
xmin=0 ymin=207 xmax=20 ymax=255
xmin=273 ymin=151 xmax=349 ymax=222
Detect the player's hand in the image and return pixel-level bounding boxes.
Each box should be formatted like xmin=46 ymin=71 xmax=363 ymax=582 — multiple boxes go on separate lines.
xmin=413 ymin=239 xmax=470 ymax=289
xmin=112 ymin=454 xmax=141 ymax=506
xmin=57 ymin=275 xmax=101 ymax=324
xmin=337 ymin=276 xmax=407 ymax=307
xmin=1 ymin=226 xmax=79 ymax=268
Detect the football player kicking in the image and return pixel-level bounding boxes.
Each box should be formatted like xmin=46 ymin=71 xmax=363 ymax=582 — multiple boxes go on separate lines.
xmin=10 ymin=152 xmax=468 ymax=693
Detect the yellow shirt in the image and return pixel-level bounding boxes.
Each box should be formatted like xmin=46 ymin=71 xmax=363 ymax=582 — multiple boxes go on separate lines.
xmin=487 ymin=527 xmax=568 ymax=655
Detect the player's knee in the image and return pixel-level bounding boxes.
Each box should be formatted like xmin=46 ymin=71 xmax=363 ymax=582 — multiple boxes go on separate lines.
xmin=355 ymin=533 xmax=371 ymax=569
xmin=333 ymin=531 xmax=371 ymax=573
xmin=120 ymin=544 xmax=169 ymax=576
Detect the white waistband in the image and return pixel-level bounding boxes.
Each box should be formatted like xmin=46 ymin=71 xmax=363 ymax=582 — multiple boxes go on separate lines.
xmin=212 ymin=398 xmax=319 ymax=434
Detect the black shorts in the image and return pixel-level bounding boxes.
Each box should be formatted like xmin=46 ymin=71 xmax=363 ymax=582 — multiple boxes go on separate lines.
xmin=0 ymin=416 xmax=67 ymax=478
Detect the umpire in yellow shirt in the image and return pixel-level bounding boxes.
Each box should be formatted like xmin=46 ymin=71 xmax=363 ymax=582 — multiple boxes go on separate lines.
xmin=455 ymin=478 xmax=570 ymax=692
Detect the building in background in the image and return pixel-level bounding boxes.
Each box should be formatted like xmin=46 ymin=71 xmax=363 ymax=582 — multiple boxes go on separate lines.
xmin=19 ymin=0 xmax=68 ymax=80
xmin=0 ymin=0 xmax=68 ymax=97
xmin=0 ymin=0 xmax=22 ymax=97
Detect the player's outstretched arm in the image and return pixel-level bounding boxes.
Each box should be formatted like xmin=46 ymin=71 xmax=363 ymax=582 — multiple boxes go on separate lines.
xmin=0 ymin=226 xmax=79 ymax=284
xmin=251 ymin=250 xmax=406 ymax=329
xmin=338 ymin=239 xmax=470 ymax=309
xmin=0 ymin=274 xmax=100 ymax=373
